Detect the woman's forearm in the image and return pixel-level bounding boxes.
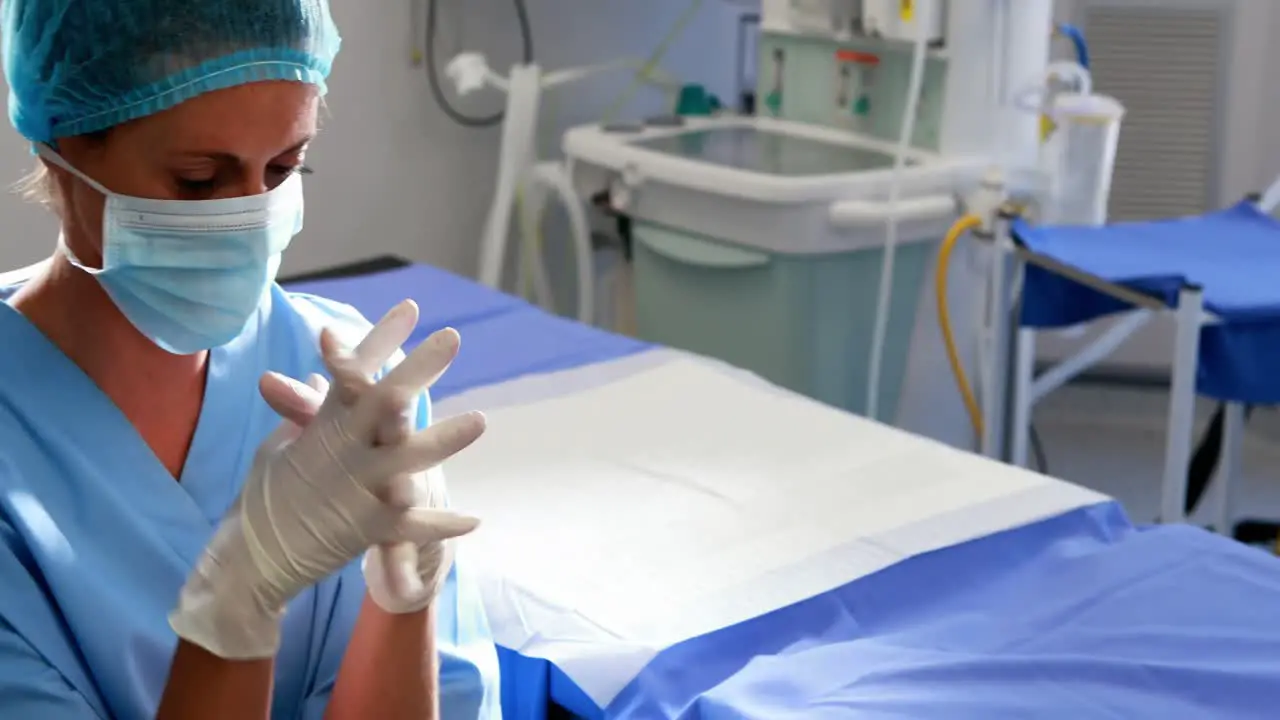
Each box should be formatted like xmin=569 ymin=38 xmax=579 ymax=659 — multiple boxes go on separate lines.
xmin=156 ymin=641 xmax=275 ymax=720
xmin=325 ymin=594 xmax=438 ymax=720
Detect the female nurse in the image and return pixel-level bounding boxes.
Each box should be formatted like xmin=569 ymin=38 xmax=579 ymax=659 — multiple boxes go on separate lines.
xmin=0 ymin=1 xmax=502 ymax=718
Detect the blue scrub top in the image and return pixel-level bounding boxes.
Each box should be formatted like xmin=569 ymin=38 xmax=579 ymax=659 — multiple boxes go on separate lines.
xmin=0 ymin=284 xmax=501 ymax=719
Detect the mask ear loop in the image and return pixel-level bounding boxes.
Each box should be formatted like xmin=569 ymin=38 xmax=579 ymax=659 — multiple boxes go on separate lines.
xmin=34 ymin=144 xmax=113 ymax=273
xmin=33 ymin=143 xmax=114 ymax=198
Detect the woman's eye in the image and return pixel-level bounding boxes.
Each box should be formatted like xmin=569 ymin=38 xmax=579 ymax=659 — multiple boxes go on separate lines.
xmin=174 ymin=165 xmax=313 ymax=196
xmin=270 ymin=164 xmax=313 ymax=180
xmin=175 ymin=176 xmax=217 ymax=194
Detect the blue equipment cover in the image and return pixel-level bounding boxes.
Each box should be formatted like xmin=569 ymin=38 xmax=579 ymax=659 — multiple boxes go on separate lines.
xmin=1013 ymin=202 xmax=1280 ymax=402
xmin=283 ymin=264 xmax=649 ymax=400
xmin=298 ymin=263 xmax=1280 ymax=720
xmin=607 ymin=502 xmax=1280 ymax=719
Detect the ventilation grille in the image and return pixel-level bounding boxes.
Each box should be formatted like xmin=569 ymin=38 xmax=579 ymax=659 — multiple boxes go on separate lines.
xmin=1082 ymin=2 xmax=1226 ymax=221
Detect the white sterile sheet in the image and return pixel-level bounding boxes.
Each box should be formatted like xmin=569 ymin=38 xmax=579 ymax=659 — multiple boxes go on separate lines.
xmin=437 ymin=353 xmax=1107 ymax=707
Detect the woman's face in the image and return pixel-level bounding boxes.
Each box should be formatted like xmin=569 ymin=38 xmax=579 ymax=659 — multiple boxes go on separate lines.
xmin=51 ymin=80 xmax=320 ymax=265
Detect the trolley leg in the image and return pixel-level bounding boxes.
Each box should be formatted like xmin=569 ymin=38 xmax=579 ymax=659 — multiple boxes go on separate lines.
xmin=1160 ymin=286 xmax=1204 ymax=524
xmin=982 ymin=243 xmax=1007 ymax=458
xmin=983 ymin=236 xmax=1018 ymax=460
xmin=1211 ymin=402 xmax=1245 ymax=535
xmin=1011 ymin=328 xmax=1036 ymax=468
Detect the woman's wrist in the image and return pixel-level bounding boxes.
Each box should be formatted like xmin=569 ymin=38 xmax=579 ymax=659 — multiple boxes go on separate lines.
xmin=364 ymin=590 xmax=433 ymax=623
xmin=324 ymin=595 xmax=438 ymax=719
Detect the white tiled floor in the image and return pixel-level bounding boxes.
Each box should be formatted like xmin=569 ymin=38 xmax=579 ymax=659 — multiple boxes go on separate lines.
xmin=1033 ymin=383 xmax=1280 ymax=530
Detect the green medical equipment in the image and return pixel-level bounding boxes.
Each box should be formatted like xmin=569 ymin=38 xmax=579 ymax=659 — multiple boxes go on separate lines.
xmin=564 ymin=118 xmax=973 ymax=415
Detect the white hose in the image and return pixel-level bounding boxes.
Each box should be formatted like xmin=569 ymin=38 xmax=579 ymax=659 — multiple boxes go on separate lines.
xmin=865 ymin=2 xmax=932 ymax=422
xmin=530 ymin=162 xmax=595 ymax=323
xmin=456 ymin=49 xmax=679 ymax=315
xmin=475 ymin=64 xmax=539 ymax=290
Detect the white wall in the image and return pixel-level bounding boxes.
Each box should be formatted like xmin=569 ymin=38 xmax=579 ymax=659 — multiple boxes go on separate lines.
xmin=1051 ymin=0 xmax=1280 ymax=207
xmin=0 ymin=0 xmax=741 ymax=277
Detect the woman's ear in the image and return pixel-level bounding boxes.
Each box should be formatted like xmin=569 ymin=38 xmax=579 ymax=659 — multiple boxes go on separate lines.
xmin=42 ymin=157 xmax=73 ymax=198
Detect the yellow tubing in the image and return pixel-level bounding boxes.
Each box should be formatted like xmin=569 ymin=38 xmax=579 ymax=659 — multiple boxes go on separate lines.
xmin=937 ymin=214 xmax=987 ymax=447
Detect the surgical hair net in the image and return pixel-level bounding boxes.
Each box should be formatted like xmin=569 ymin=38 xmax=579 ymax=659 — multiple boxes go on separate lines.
xmin=2 ymin=0 xmax=341 ymax=143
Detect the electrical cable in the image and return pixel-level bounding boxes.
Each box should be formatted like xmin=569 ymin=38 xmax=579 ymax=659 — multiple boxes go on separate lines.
xmin=865 ymin=0 xmax=930 ymax=422
xmin=425 ymin=0 xmax=534 ymax=128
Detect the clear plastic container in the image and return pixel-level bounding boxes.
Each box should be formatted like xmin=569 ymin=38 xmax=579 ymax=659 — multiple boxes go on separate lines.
xmin=1041 ymin=93 xmax=1126 ymax=226
xmin=1045 ymin=61 xmax=1092 ymax=96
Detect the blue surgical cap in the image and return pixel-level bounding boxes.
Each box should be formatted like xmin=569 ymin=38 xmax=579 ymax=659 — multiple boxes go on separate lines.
xmin=2 ymin=0 xmax=341 ymax=142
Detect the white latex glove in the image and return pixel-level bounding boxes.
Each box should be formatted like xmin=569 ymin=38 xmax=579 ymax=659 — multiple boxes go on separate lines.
xmin=264 ymin=307 xmax=463 ymax=614
xmin=273 ymin=377 xmax=456 ymax=614
xmin=361 ymin=467 xmax=456 ymax=613
xmin=170 ymin=301 xmax=486 ymax=659
xmin=293 ymin=300 xmax=439 ymax=607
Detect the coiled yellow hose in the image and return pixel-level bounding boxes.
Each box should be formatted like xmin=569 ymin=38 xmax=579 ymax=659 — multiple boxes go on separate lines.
xmin=936 ymin=214 xmax=986 ymax=447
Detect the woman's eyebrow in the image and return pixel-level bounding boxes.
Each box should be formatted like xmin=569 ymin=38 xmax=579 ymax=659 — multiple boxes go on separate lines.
xmin=170 ymin=137 xmax=315 ymax=162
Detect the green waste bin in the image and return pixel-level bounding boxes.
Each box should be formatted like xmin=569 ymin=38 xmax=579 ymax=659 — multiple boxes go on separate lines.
xmin=632 ymin=222 xmax=935 ymax=416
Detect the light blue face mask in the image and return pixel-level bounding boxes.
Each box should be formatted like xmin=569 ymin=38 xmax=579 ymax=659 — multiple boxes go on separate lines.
xmin=36 ymin=145 xmax=304 ymax=355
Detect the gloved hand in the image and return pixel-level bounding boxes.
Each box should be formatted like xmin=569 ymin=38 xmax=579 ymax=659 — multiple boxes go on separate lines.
xmin=170 ymin=300 xmax=486 ymax=659
xmin=361 ymin=467 xmax=457 ymax=614
xmin=263 ymin=302 xmax=466 ymax=614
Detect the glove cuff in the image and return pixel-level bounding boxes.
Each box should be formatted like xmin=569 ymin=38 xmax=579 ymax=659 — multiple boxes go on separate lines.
xmin=169 ymin=580 xmax=284 ymax=659
xmin=170 ymin=529 xmax=287 ymax=660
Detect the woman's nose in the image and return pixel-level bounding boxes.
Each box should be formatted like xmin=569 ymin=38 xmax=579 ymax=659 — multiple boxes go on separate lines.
xmin=233 ymin=173 xmax=271 ymax=198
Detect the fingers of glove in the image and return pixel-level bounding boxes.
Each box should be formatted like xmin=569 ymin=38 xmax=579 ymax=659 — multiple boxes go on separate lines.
xmin=387 ymin=506 xmax=480 ymax=545
xmin=262 ymin=416 xmax=304 ymax=451
xmin=319 ymin=328 xmax=377 ymax=407
xmin=379 ymin=541 xmax=425 ymax=599
xmin=383 ymin=472 xmax=423 ymax=509
xmin=376 ymin=411 xmax=486 ymax=478
xmin=259 ymin=371 xmax=325 ymax=428
xmin=424 ymin=466 xmax=449 ymax=508
xmin=374 ymin=387 xmax=416 ymax=448
xmin=305 ymin=373 xmax=330 ymax=395
xmin=347 ymin=329 xmax=458 ymax=439
xmin=378 ymin=327 xmax=460 ymax=396
xmin=375 ymin=407 xmax=414 ymax=447
xmin=348 ymin=384 xmax=422 ymax=447
xmin=351 ymin=300 xmax=420 ymax=377
xmin=317 ymin=300 xmax=417 ymax=409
